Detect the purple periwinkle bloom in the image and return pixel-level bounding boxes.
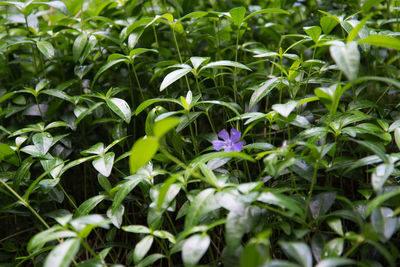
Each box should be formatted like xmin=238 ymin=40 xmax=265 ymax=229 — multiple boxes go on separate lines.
xmin=212 ymin=129 xmax=244 ymax=152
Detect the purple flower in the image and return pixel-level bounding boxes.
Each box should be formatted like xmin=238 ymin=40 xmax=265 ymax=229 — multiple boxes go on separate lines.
xmin=212 ymin=129 xmax=244 ymax=152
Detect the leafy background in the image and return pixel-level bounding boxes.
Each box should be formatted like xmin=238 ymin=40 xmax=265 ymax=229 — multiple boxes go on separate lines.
xmin=1 ymin=0 xmax=400 ymax=266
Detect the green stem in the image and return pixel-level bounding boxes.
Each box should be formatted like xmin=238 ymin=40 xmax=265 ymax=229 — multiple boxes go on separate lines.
xmin=0 ymin=179 xmax=50 ymax=229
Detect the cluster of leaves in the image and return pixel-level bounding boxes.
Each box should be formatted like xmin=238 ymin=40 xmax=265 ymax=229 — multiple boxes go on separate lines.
xmin=2 ymin=0 xmax=400 ymax=266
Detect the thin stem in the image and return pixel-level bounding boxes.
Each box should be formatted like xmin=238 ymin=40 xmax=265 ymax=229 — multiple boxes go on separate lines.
xmin=0 ymin=179 xmax=50 ymax=229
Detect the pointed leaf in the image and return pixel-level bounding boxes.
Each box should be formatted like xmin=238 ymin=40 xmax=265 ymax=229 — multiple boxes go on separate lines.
xmin=32 ymin=132 xmax=53 ymax=155
xmin=160 ymin=68 xmax=192 ymax=91
xmin=37 ymin=41 xmax=55 ymax=59
xmin=272 ymin=100 xmax=297 ymax=118
xmin=200 ymin=60 xmax=251 ymax=72
xmin=330 ymin=41 xmax=360 ymax=81
xmin=43 ymin=238 xmax=80 ymax=267
xmin=92 ymin=152 xmax=114 ymax=177
xmin=279 ymin=242 xmax=312 ymax=267
xmin=182 ymin=234 xmax=210 ymax=267
xmin=358 ymin=35 xmax=400 ymax=50
xmin=184 ymin=188 xmax=220 ymax=230
xmin=134 ymin=235 xmax=154 ymax=264
xmin=106 ymin=98 xmax=131 ymax=123
xmin=249 ymin=78 xmax=280 ymax=110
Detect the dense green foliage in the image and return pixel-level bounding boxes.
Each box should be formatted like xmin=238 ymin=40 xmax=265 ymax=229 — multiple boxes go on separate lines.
xmin=2 ymin=0 xmax=400 ymax=266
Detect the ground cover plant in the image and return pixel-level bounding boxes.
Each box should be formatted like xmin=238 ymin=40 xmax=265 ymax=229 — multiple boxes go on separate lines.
xmin=2 ymin=0 xmax=400 ymax=266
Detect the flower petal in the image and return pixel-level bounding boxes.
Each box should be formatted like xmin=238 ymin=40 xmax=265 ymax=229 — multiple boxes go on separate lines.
xmin=232 ymin=141 xmax=243 ymax=152
xmin=224 ymin=145 xmax=233 ymax=152
xmin=230 ymin=128 xmax=241 ymax=143
xmin=218 ymin=129 xmax=230 ymax=141
xmin=212 ymin=140 xmax=225 ymax=151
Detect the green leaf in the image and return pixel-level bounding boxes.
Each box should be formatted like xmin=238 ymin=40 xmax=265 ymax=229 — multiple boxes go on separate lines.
xmin=28 ymin=226 xmax=77 ymax=252
xmin=279 ymin=242 xmax=312 ymax=267
xmin=199 ymin=100 xmax=241 ymax=116
xmin=190 ymin=151 xmax=254 ymax=168
xmin=190 ymin=57 xmax=208 ymax=70
xmin=106 ymin=97 xmax=131 ymax=123
xmin=130 ymin=136 xmax=159 ymax=174
xmin=372 ymin=163 xmax=393 ymax=191
xmin=244 ymin=8 xmax=290 ymax=21
xmin=134 ymin=235 xmax=154 ymax=264
xmin=37 ymin=41 xmax=55 ymax=59
xmin=315 ymin=258 xmax=355 ymax=267
xmin=32 ymin=132 xmax=53 ymax=155
xmin=358 ymin=35 xmax=400 ymax=50
xmin=320 ymin=16 xmax=339 ymax=34
xmin=327 ymin=218 xmax=343 ymax=236
xmin=79 ymin=35 xmax=97 ymax=64
xmin=322 ymin=238 xmax=344 ymax=258
xmin=136 ymin=254 xmax=165 ymax=267
xmin=153 ymin=117 xmax=180 ymax=138
xmin=122 ymin=225 xmax=151 ymax=234
xmin=347 ymin=15 xmax=372 ymax=43
xmin=92 ymin=58 xmax=128 ymax=88
xmin=73 ymin=33 xmax=88 ymax=62
xmin=81 ymin=142 xmax=104 ymax=156
xmin=371 ymin=207 xmax=397 ymax=241
xmin=272 ymin=100 xmax=297 ymax=118
xmin=395 ymin=128 xmax=400 ymax=151
xmin=135 ymin=98 xmax=181 ymax=115
xmin=75 ymin=195 xmax=106 ymax=217
xmin=229 ymin=6 xmax=246 ymax=26
xmin=366 ymin=190 xmax=400 ymax=216
xmin=249 ymin=78 xmax=280 ymax=110
xmin=240 ymin=242 xmax=266 ymax=267
xmin=111 ymin=175 xmax=143 ymax=214
xmin=362 ymin=0 xmax=384 ymax=12
xmin=330 ymin=41 xmax=359 ymax=81
xmin=156 ymin=175 xmax=180 ymax=211
xmin=200 ymin=60 xmax=251 ymax=72
xmin=225 ymin=210 xmax=252 ymax=251
xmin=304 ymin=26 xmax=321 ymax=43
xmin=92 ymin=152 xmax=114 ymax=177
xmin=184 ymin=188 xmax=220 ymax=230
xmin=258 ymin=192 xmax=303 ymax=217
xmin=34 ymin=1 xmax=68 ymax=15
xmin=0 ymin=143 xmax=19 ymax=166
xmin=43 ymin=238 xmax=80 ymax=267
xmin=74 ymin=102 xmax=104 ymax=126
xmin=182 ymin=234 xmax=210 ymax=267
xmin=160 ymin=68 xmax=192 ymax=91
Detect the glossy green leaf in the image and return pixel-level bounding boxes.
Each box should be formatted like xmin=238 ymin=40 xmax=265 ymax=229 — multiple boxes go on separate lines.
xmin=92 ymin=152 xmax=114 ymax=177
xmin=200 ymin=60 xmax=251 ymax=72
xmin=73 ymin=33 xmax=88 ymax=62
xmin=182 ymin=234 xmax=210 ymax=267
xmin=134 ymin=235 xmax=154 ymax=264
xmin=184 ymin=188 xmax=220 ymax=230
xmin=111 ymin=175 xmax=143 ymax=214
xmin=329 ymin=41 xmax=359 ymax=81
xmin=32 ymin=132 xmax=53 ymax=155
xmin=37 ymin=41 xmax=55 ymax=59
xmin=43 ymin=238 xmax=80 ymax=267
xmin=258 ymin=192 xmax=303 ymax=216
xmin=106 ymin=97 xmax=131 ymax=123
xmin=279 ymin=241 xmax=312 ymax=267
xmin=272 ymin=100 xmax=297 ymax=118
xmin=160 ymin=68 xmax=192 ymax=91
xmin=249 ymin=78 xmax=280 ymax=110
xmin=76 ymin=195 xmax=106 ymax=217
xmin=358 ymin=35 xmax=400 ymax=50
